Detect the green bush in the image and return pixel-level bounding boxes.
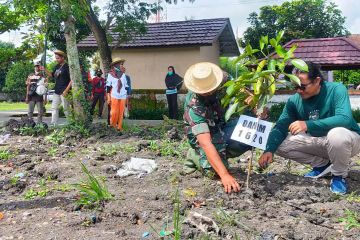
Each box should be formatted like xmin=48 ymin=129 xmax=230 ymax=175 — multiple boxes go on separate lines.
xmin=334 ymin=70 xmax=360 ymax=86
xmin=129 ymin=95 xmax=184 ymax=120
xmin=352 ymin=109 xmax=360 ymax=123
xmin=3 ymin=62 xmax=34 ymax=101
xmin=269 ymin=103 xmax=286 ymax=122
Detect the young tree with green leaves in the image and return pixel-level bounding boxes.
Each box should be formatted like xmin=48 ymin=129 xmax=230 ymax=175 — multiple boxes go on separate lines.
xmin=223 ymin=31 xmax=308 ymax=121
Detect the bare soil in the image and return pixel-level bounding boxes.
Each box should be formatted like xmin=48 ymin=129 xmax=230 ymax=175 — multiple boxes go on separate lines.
xmin=0 ymin=122 xmax=359 ymax=240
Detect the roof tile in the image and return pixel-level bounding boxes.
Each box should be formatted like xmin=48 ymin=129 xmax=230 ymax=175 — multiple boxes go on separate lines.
xmin=271 ymin=37 xmax=360 ymax=69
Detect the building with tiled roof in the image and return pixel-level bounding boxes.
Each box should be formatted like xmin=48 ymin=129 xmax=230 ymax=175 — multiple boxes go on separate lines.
xmin=270 ymin=37 xmax=360 ymax=70
xmin=78 ymin=18 xmax=239 ymax=90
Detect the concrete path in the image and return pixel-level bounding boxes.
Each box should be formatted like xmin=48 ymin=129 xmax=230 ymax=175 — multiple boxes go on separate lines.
xmin=0 ymin=110 xmax=163 ymax=127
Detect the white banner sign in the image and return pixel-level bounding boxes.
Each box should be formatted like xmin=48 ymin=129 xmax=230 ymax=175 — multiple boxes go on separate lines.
xmin=230 ymin=115 xmax=273 ymax=150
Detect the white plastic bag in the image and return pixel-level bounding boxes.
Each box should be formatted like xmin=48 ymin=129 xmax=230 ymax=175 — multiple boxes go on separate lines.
xmin=116 ymin=157 xmax=157 ymax=177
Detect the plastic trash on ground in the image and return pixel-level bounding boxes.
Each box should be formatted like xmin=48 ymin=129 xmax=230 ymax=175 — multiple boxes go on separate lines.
xmin=184 ymin=211 xmax=220 ymax=234
xmin=0 ymin=134 xmax=10 ymax=145
xmin=116 ymin=157 xmax=157 ymax=177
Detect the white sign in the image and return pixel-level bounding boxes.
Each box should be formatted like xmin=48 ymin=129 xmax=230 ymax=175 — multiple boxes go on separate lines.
xmin=230 ymin=115 xmax=273 ymax=150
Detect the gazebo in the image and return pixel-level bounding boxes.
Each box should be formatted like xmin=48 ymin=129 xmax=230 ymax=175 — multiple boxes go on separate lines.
xmin=269 ymin=36 xmax=360 ymax=82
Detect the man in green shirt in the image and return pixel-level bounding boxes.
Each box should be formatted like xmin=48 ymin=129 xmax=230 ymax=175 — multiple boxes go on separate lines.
xmin=259 ymin=62 xmax=360 ymax=194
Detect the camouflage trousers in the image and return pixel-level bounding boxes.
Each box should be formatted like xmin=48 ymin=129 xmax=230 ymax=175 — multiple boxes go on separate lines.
xmin=184 ymin=118 xmax=251 ymax=174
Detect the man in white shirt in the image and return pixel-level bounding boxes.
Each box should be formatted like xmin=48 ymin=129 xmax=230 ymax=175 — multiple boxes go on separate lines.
xmin=106 ymin=58 xmax=128 ymax=130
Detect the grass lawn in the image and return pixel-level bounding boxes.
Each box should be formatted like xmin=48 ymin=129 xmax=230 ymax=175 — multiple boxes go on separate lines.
xmin=0 ymin=102 xmax=52 ymax=111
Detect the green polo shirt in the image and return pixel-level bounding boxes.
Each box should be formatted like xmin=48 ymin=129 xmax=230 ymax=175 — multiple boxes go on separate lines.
xmin=266 ymin=81 xmax=360 ymax=153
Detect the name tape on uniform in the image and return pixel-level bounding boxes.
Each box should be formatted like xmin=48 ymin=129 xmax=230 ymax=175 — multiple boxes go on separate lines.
xmin=230 ymin=115 xmax=273 ymax=150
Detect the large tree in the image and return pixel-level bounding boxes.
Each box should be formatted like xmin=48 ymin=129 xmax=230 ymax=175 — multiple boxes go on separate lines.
xmin=242 ymin=0 xmax=349 ymax=48
xmin=1 ymin=0 xmax=194 ymax=120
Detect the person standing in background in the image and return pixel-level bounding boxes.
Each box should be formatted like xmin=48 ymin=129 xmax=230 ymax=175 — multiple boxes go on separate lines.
xmin=122 ymin=66 xmax=132 ymax=117
xmin=26 ymin=62 xmax=48 ymax=123
xmin=106 ymin=58 xmax=128 ymax=130
xmin=165 ymin=66 xmax=183 ymax=119
xmin=42 ymin=50 xmax=72 ymax=125
xmin=90 ymin=69 xmax=106 ymax=118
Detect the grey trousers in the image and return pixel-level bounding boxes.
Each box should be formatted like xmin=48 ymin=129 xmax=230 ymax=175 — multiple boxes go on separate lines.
xmin=28 ymin=101 xmax=44 ymax=123
xmin=276 ymin=127 xmax=360 ymax=177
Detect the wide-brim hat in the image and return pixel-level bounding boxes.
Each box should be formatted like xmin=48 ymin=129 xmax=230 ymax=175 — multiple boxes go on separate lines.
xmin=184 ymin=62 xmax=223 ymax=94
xmin=110 ymin=58 xmax=126 ymax=66
xmin=54 ymin=50 xmax=66 ymax=57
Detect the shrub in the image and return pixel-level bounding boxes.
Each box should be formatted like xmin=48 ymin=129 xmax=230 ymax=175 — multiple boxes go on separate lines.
xmin=129 ymin=94 xmax=184 ymax=120
xmin=3 ymin=62 xmax=34 ymax=101
xmin=269 ymin=103 xmax=285 ymax=122
xmin=352 ymin=109 xmax=360 ymax=123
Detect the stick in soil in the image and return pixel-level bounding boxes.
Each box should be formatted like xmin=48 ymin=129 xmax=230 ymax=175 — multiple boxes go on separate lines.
xmin=246 ymin=147 xmax=255 ymax=190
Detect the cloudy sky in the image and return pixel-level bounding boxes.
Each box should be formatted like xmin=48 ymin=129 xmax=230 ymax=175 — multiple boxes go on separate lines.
xmin=1 ymin=0 xmax=359 ymax=45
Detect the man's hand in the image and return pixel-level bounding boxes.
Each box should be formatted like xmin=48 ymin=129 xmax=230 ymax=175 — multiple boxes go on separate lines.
xmin=107 ymin=98 xmax=111 ymax=105
xmin=62 ymin=91 xmax=68 ymax=97
xmin=220 ymin=173 xmax=241 ymax=193
xmin=289 ymin=121 xmax=307 ymax=135
xmin=258 ymin=152 xmax=273 ymax=169
xmin=25 ymin=97 xmax=29 ymax=104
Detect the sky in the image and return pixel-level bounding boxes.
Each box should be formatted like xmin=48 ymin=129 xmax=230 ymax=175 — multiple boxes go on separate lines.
xmin=1 ymin=0 xmax=359 ymax=46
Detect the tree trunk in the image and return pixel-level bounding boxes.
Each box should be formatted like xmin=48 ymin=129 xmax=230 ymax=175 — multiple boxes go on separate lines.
xmin=59 ymin=0 xmax=87 ymax=122
xmin=85 ymin=1 xmax=112 ymax=75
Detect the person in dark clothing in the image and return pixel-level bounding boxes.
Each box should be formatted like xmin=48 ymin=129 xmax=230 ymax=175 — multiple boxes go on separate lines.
xmin=42 ymin=50 xmax=72 ymax=125
xmin=165 ymin=66 xmax=183 ymax=119
xmin=91 ymin=69 xmax=106 ymax=118
xmin=122 ymin=66 xmax=132 ymax=118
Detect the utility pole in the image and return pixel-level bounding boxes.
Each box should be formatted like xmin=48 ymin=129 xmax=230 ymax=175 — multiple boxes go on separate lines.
xmin=156 ymin=0 xmax=160 ymax=23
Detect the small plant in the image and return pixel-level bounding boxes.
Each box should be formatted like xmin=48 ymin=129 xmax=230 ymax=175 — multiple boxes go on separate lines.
xmin=37 ymin=189 xmax=49 ymax=197
xmin=339 ymin=209 xmax=360 ymax=230
xmin=24 ymin=189 xmax=38 ymax=200
xmin=64 ymin=121 xmax=90 ymax=138
xmin=0 ymin=148 xmax=13 ymax=161
xmin=38 ymin=178 xmax=47 ymax=188
xmin=46 ymin=129 xmax=66 ymax=145
xmin=173 ymin=189 xmax=182 ymax=240
xmin=19 ymin=124 xmax=48 ymax=136
xmin=99 ymin=143 xmax=136 ymax=156
xmin=213 ymin=208 xmax=238 ymax=228
xmin=345 ymin=192 xmax=360 ymax=203
xmin=66 ymin=151 xmax=76 ymax=159
xmin=73 ymin=163 xmax=113 ymax=207
xmin=100 ymin=144 xmax=120 ymax=157
xmin=121 ymin=144 xmax=137 ymax=153
xmin=48 ymin=147 xmax=58 ymax=157
xmin=24 ymin=184 xmax=50 ymax=199
xmin=53 ymin=184 xmax=74 ymax=192
xmin=10 ymin=176 xmax=19 ymax=186
xmin=149 ymin=189 xmax=183 ymax=239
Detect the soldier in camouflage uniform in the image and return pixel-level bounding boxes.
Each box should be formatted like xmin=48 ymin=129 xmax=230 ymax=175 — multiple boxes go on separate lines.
xmin=183 ymin=62 xmax=251 ymax=193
